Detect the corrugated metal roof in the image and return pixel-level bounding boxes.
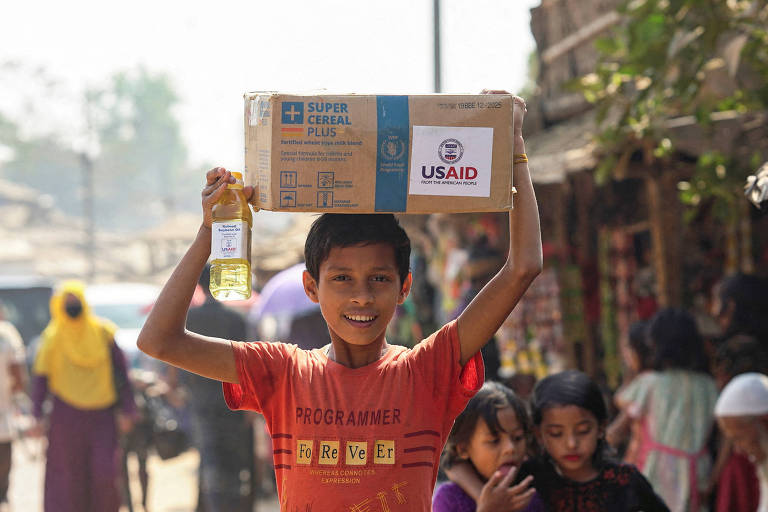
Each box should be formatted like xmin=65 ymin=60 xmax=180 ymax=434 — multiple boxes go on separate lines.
xmin=526 ymin=111 xmax=599 ymax=184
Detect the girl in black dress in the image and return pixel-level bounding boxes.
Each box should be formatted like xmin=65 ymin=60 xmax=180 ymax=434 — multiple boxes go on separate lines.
xmin=446 ymin=370 xmax=670 ymax=511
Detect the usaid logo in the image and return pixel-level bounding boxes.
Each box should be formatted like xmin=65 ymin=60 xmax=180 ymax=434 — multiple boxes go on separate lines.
xmin=438 ymin=138 xmax=464 ymax=164
xmin=220 ymin=235 xmax=237 ymax=255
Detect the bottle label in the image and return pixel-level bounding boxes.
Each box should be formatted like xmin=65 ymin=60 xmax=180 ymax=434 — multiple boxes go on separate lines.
xmin=212 ymin=221 xmax=246 ymax=260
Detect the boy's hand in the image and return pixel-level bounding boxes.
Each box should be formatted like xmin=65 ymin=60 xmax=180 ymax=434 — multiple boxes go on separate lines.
xmin=202 ymin=167 xmax=232 ymax=228
xmin=480 ymin=90 xmax=526 ymax=136
xmin=476 ymin=468 xmax=535 ymax=512
xmin=512 ymin=96 xmax=527 ymax=136
xmin=201 ymin=167 xmax=258 ymax=228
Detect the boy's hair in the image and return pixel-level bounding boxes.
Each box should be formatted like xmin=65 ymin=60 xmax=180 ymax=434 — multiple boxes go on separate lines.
xmin=441 ymin=381 xmax=531 ymax=470
xmin=531 ymin=370 xmax=611 ymax=466
xmin=648 ymin=308 xmax=709 ymax=373
xmin=304 ymin=214 xmax=411 ymax=285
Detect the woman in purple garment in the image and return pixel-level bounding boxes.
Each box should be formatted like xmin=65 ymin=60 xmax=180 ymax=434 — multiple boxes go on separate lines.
xmin=434 ymin=381 xmax=543 ymax=512
xmin=31 ymin=280 xmax=136 ymax=512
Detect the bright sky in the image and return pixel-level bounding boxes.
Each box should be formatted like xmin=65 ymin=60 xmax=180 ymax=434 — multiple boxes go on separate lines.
xmin=1 ymin=0 xmax=540 ymax=169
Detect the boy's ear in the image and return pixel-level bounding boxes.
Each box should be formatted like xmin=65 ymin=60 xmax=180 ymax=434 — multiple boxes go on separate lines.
xmin=398 ymin=272 xmax=413 ymax=305
xmin=302 ymin=270 xmax=320 ymax=303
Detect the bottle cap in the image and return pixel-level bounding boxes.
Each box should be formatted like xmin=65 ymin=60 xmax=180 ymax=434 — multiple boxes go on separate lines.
xmin=229 ymin=171 xmax=244 ymax=189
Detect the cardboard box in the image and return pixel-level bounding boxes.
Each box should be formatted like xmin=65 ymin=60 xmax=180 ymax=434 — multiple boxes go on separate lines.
xmin=244 ymin=93 xmax=515 ymax=213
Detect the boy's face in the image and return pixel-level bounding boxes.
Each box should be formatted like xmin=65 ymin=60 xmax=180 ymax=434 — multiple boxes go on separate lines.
xmin=303 ymin=243 xmax=411 ymax=350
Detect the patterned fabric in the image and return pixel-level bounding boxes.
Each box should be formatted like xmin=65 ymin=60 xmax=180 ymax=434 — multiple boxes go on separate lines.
xmin=619 ymin=371 xmax=718 ymax=511
xmin=520 ymin=459 xmax=669 ymax=512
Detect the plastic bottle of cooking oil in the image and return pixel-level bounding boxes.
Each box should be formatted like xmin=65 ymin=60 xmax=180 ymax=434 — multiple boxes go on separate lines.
xmin=210 ymin=171 xmax=252 ymax=300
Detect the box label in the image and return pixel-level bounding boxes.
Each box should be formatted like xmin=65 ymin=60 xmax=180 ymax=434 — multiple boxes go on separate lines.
xmin=211 ymin=221 xmax=247 ymax=260
xmin=409 ymin=126 xmax=494 ymax=197
xmin=375 ymin=96 xmax=410 ymax=212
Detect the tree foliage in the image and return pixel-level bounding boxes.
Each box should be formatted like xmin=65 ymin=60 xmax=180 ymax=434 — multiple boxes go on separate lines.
xmin=575 ymin=0 xmax=768 ymax=222
xmin=0 ymin=66 xmax=192 ymax=230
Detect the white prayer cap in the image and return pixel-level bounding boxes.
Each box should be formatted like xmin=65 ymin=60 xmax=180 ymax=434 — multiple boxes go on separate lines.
xmin=715 ymin=373 xmax=768 ymax=417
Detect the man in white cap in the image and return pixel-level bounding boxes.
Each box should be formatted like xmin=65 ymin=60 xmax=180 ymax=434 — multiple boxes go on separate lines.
xmin=715 ymin=372 xmax=768 ymax=511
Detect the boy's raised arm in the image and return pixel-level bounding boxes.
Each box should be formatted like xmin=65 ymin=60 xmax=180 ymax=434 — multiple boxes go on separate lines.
xmin=137 ymin=167 xmax=248 ymax=383
xmin=456 ymin=96 xmax=543 ymax=366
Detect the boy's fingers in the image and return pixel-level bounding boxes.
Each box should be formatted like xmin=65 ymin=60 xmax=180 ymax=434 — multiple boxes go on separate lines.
xmin=203 ymin=170 xmax=231 ymax=197
xmin=513 ymin=96 xmax=528 ymax=113
xmin=205 ymin=167 xmax=225 ymax=185
xmin=203 ymin=177 xmax=229 ymax=206
xmin=243 ymin=185 xmax=260 ymax=211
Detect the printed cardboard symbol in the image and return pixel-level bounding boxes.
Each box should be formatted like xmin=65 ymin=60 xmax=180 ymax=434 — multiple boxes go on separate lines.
xmin=318 ymin=172 xmax=334 ymax=189
xmin=317 ymin=191 xmax=333 ymax=208
xmin=281 ymin=171 xmax=297 ymax=188
xmin=281 ymin=102 xmax=304 ymax=125
xmin=280 ymin=191 xmax=297 ymax=208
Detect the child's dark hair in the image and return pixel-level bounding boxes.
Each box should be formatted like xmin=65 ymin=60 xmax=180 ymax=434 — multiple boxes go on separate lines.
xmin=304 ymin=214 xmax=411 ymax=285
xmin=628 ymin=320 xmax=652 ymax=371
xmin=441 ymin=381 xmax=531 ymax=470
xmin=717 ymin=273 xmax=768 ymax=342
xmin=714 ymin=334 xmax=768 ymax=379
xmin=531 ymin=370 xmax=611 ymax=466
xmin=648 ymin=308 xmax=709 ymax=373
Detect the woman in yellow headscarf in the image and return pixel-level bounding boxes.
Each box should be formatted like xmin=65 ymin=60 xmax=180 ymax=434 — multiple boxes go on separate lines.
xmin=31 ymin=280 xmax=136 ymax=512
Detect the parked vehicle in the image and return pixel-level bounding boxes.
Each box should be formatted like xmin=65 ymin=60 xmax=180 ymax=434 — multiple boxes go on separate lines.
xmin=0 ymin=274 xmax=53 ymax=348
xmin=86 ymin=282 xmax=161 ymax=370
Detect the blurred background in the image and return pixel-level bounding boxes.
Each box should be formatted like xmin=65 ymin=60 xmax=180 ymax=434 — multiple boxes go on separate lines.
xmin=1 ymin=0 xmax=767 ymax=511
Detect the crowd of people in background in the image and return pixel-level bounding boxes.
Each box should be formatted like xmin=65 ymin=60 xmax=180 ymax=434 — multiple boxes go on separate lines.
xmin=432 ymin=271 xmax=768 ymax=512
xmin=0 ymin=265 xmax=766 ymax=511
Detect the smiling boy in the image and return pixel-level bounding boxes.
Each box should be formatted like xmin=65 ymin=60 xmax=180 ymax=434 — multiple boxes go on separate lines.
xmin=137 ymin=95 xmax=541 ymax=510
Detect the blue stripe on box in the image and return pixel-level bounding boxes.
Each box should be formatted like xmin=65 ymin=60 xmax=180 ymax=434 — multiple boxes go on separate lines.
xmin=375 ymin=96 xmax=409 ymax=212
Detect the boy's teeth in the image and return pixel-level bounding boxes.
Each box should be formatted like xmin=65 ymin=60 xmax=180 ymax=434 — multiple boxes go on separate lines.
xmin=346 ymin=314 xmax=375 ymax=322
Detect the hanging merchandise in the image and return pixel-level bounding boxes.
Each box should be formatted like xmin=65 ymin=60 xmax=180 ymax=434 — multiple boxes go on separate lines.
xmin=497 ymin=267 xmax=566 ymax=380
xmin=599 ymin=228 xmax=641 ymax=388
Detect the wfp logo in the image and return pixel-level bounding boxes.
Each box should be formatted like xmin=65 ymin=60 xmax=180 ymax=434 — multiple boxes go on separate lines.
xmin=438 ymin=138 xmax=464 ymax=164
xmin=380 ymin=135 xmax=405 ymax=161
xmin=281 ymin=102 xmax=304 ymax=124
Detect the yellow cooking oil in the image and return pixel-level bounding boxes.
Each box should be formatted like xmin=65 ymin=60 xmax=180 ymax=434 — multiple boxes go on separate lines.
xmin=210 ymin=171 xmax=252 ymax=300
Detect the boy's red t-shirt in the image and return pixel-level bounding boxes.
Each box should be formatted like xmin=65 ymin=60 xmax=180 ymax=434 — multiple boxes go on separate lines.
xmin=223 ymin=320 xmax=483 ymax=511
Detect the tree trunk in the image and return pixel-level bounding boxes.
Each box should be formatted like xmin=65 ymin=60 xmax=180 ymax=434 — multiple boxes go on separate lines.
xmin=645 ymin=170 xmax=683 ymax=307
xmin=739 ymin=197 xmax=754 ymax=273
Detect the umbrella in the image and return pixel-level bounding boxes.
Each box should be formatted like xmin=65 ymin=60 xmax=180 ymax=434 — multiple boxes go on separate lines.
xmin=250 ymin=263 xmax=317 ymax=319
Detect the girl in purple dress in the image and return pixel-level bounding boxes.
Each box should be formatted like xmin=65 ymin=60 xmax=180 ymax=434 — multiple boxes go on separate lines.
xmin=434 ymin=381 xmax=542 ymax=512
xmin=447 ymin=371 xmax=669 ymax=511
